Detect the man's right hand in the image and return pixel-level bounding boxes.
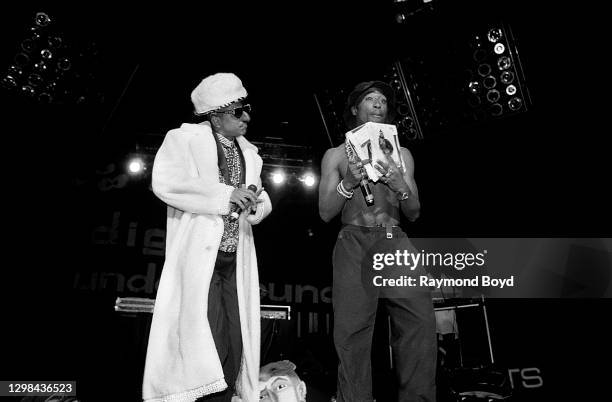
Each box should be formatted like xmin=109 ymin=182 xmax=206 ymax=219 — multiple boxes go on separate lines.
xmin=343 ymin=159 xmax=363 ymax=189
xmin=230 ymin=187 xmax=258 ymax=211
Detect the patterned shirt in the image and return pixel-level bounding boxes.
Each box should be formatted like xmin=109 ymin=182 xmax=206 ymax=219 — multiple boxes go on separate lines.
xmin=217 ymin=134 xmax=242 ymax=253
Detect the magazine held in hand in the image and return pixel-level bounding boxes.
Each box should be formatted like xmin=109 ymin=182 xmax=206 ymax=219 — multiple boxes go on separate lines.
xmin=345 ymin=122 xmax=406 ymax=182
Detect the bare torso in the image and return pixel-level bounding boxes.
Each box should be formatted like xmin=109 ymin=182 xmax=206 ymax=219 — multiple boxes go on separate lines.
xmin=332 ymin=145 xmax=401 ymax=226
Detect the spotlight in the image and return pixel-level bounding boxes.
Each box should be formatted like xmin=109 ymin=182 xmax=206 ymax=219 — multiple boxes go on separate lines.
xmin=35 ymin=12 xmax=51 ymax=27
xmin=1 ymin=75 xmax=18 ymax=89
xmin=21 ymin=39 xmax=35 ymax=53
xmin=397 ymin=103 xmax=411 ymax=116
xmin=505 ymin=85 xmax=517 ymax=96
xmin=477 ymin=63 xmax=491 ymax=77
xmin=57 ymin=57 xmax=71 ymax=71
xmin=494 ymin=43 xmax=505 ymax=54
xmin=40 ymin=49 xmax=53 ymax=60
xmin=468 ymin=81 xmax=480 ymax=94
xmin=487 ymin=27 xmax=503 ymax=43
xmin=486 ymin=89 xmax=500 ymax=103
xmin=483 ymin=76 xmax=497 ymax=89
xmin=271 ymin=171 xmax=285 ymax=185
xmin=497 ymin=56 xmax=511 ymax=70
xmin=469 ymin=36 xmax=483 ymax=50
xmin=500 ymin=70 xmax=514 ymax=84
xmin=127 ymin=158 xmax=145 ymax=174
xmin=508 ymin=97 xmax=523 ymax=111
xmin=301 ymin=173 xmax=316 ymax=187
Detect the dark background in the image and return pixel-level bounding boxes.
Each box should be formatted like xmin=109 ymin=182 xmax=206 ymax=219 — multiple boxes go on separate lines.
xmin=1 ymin=1 xmax=610 ymax=401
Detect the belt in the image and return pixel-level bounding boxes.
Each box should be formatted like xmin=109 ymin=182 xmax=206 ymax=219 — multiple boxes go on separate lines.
xmin=341 ymin=223 xmax=404 ymax=239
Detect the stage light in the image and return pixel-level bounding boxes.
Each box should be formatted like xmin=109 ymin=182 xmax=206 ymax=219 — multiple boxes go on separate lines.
xmin=35 ymin=12 xmax=51 ymax=27
xmin=301 ymin=173 xmax=316 ymax=187
xmin=21 ymin=39 xmax=35 ymax=52
xmin=57 ymin=57 xmax=71 ymax=71
xmin=487 ymin=28 xmax=503 ymax=43
xmin=500 ymin=71 xmax=514 ymax=84
xmin=486 ymin=89 xmax=500 ymax=103
xmin=128 ymin=158 xmax=145 ymax=174
xmin=40 ymin=49 xmax=53 ymax=59
xmin=1 ymin=75 xmax=18 ymax=89
xmin=505 ymin=85 xmax=517 ymax=96
xmin=483 ymin=76 xmax=497 ymax=89
xmin=494 ymin=43 xmax=505 ymax=54
xmin=497 ymin=56 xmax=511 ymax=70
xmin=460 ymin=23 xmax=530 ymax=122
xmin=477 ymin=63 xmax=491 ymax=77
xmin=508 ymin=97 xmax=523 ymax=111
xmin=397 ymin=103 xmax=412 ymax=116
xmin=271 ymin=171 xmax=285 ymax=185
xmin=468 ymin=81 xmax=480 ymax=94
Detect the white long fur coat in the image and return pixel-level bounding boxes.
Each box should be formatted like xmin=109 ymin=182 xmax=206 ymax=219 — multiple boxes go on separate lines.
xmin=142 ymin=122 xmax=272 ymax=402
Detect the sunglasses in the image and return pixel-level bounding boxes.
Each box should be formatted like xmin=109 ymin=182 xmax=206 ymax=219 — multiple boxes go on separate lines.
xmin=215 ymin=104 xmax=252 ymax=118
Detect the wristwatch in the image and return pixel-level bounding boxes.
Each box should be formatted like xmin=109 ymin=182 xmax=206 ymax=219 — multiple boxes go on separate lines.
xmin=397 ymin=190 xmax=411 ymax=201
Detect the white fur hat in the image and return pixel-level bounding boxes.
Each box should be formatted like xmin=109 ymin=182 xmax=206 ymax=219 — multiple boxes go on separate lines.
xmin=191 ymin=72 xmax=248 ymax=115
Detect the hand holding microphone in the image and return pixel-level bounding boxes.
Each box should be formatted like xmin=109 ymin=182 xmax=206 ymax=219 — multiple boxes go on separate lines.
xmin=229 ymin=184 xmax=263 ymax=221
xmin=344 ymin=155 xmax=375 ymax=206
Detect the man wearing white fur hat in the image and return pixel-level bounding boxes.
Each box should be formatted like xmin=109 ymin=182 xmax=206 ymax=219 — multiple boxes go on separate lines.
xmin=143 ymin=72 xmax=272 ymax=402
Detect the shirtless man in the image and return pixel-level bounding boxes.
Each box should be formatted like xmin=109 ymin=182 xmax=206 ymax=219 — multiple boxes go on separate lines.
xmin=318 ymin=81 xmax=437 ymax=402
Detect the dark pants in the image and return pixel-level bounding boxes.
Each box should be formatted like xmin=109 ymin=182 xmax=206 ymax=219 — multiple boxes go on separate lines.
xmin=333 ymin=225 xmax=437 ymax=402
xmin=201 ymin=251 xmax=243 ymax=402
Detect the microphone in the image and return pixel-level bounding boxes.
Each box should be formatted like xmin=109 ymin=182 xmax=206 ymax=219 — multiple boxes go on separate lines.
xmin=360 ymin=175 xmax=375 ymax=206
xmin=230 ymin=184 xmax=258 ymax=221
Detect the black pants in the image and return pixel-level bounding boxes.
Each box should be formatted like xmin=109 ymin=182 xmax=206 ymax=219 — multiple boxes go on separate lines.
xmin=332 ymin=225 xmax=437 ymax=402
xmin=201 ymin=251 xmax=243 ymax=402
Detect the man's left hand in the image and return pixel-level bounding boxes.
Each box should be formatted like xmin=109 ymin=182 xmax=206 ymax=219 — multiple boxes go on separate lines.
xmin=375 ymin=155 xmax=409 ymax=194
